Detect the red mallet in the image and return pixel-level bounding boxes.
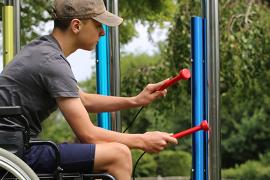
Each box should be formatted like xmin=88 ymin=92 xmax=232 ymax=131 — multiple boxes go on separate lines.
xmin=158 ymin=68 xmax=191 ymax=91
xmin=171 ymin=120 xmax=209 ymax=139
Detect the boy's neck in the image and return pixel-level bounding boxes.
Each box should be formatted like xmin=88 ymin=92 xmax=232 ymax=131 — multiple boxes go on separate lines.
xmin=51 ymin=28 xmax=78 ymax=57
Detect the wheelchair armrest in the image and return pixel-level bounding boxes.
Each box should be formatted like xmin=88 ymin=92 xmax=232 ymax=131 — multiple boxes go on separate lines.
xmin=0 ymin=106 xmax=22 ymax=116
xmin=29 ymin=140 xmax=63 ymax=172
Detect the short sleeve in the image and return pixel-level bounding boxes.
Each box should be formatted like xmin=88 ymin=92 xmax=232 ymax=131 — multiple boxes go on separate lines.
xmin=41 ymin=54 xmax=79 ymax=98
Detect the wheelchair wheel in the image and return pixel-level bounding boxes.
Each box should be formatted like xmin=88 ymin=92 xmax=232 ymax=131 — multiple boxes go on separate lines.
xmin=0 ymin=148 xmax=38 ymax=180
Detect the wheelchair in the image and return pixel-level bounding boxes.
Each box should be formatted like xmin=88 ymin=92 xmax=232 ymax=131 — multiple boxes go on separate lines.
xmin=0 ymin=106 xmax=115 ymax=180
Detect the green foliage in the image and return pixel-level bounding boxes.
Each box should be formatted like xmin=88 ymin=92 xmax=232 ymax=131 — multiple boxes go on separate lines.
xmin=39 ymin=111 xmax=76 ymax=143
xmin=165 ymin=0 xmax=200 ymax=72
xmin=157 ymin=150 xmax=192 ymax=176
xmin=124 ymin=0 xmax=196 ymax=151
xmin=78 ymin=76 xmax=99 ymax=125
xmin=20 ymin=0 xmax=52 ymax=45
xmin=132 ymin=150 xmax=192 ymax=177
xmin=120 ymin=0 xmax=175 ymax=22
xmin=121 ymin=0 xmax=270 ymax=172
xmin=120 ymin=0 xmax=198 ymax=152
xmin=132 ymin=150 xmax=157 ymax=177
xmin=222 ymin=160 xmax=270 ymax=180
xmin=259 ymin=151 xmax=270 ymax=165
xmin=120 ymin=51 xmax=193 ymax=177
xmin=218 ymin=0 xmax=270 ymax=167
xmin=120 ymin=52 xmax=192 ymax=150
xmin=119 ymin=0 xmax=176 ymax=44
xmin=40 ymin=78 xmax=98 ymax=142
xmin=1 ymin=0 xmax=176 ymax=45
xmin=120 ymin=53 xmax=168 ymax=133
xmin=1 ymin=1 xmax=51 ymax=44
xmin=120 ymin=53 xmax=160 ymax=77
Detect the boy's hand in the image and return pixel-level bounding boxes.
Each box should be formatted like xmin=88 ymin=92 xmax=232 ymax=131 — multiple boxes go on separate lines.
xmin=140 ymin=131 xmax=178 ymax=153
xmin=133 ymin=79 xmax=169 ymax=106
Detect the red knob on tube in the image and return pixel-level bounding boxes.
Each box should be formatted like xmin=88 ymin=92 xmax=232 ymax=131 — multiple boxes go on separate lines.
xmin=172 ymin=120 xmax=209 ymax=139
xmin=158 ymin=68 xmax=191 ymax=91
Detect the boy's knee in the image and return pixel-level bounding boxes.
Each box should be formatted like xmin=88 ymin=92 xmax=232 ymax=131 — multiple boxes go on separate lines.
xmin=95 ymin=142 xmax=132 ymax=175
xmin=103 ymin=143 xmax=132 ymax=177
xmin=109 ymin=143 xmax=132 ymax=172
xmin=112 ymin=143 xmax=132 ymax=161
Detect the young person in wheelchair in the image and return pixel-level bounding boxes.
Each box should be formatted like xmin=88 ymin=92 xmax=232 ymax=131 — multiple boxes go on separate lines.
xmin=0 ymin=0 xmax=178 ymax=179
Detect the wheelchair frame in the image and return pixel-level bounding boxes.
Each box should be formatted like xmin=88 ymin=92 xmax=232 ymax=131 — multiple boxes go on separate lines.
xmin=0 ymin=106 xmax=115 ymax=180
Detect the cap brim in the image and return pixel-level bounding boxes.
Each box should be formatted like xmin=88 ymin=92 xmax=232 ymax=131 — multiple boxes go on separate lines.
xmin=92 ymin=11 xmax=123 ymax=27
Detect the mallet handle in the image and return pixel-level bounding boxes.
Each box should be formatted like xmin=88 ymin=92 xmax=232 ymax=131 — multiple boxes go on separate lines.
xmin=172 ymin=120 xmax=209 ymax=139
xmin=158 ymin=68 xmax=191 ymax=91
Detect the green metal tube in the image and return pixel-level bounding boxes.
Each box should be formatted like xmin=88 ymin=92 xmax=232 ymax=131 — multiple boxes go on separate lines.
xmin=3 ymin=5 xmax=14 ymax=65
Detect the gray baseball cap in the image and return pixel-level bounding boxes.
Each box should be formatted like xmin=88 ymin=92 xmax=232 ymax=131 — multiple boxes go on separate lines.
xmin=52 ymin=0 xmax=123 ymax=27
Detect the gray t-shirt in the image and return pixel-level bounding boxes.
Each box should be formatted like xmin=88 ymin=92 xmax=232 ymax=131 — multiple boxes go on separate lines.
xmin=0 ymin=35 xmax=79 ymax=136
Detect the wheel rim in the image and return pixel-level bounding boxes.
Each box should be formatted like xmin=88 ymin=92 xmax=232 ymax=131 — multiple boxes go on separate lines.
xmin=0 ymin=157 xmax=31 ymax=180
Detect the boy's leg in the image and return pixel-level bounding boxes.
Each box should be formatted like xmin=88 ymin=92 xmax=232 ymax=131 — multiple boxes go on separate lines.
xmin=93 ymin=142 xmax=132 ymax=180
xmin=23 ymin=143 xmax=96 ymax=173
xmin=24 ymin=142 xmax=132 ymax=179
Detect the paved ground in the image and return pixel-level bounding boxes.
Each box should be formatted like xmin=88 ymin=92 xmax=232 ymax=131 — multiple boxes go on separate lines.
xmin=136 ymin=176 xmax=190 ymax=180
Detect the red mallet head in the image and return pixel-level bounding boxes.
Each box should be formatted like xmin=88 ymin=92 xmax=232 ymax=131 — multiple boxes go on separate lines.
xmin=157 ymin=68 xmax=191 ymax=91
xmin=179 ymin=68 xmax=191 ymax=80
xmin=171 ymin=120 xmax=209 ymax=139
xmin=200 ymin=120 xmax=209 ymax=131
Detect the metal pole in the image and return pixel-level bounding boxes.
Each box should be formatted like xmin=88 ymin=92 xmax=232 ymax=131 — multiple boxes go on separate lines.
xmin=96 ymin=0 xmax=111 ymax=130
xmin=109 ymin=0 xmax=121 ymax=132
xmin=191 ymin=16 xmax=205 ymax=180
xmin=201 ymin=1 xmax=209 ymax=178
xmin=206 ymin=0 xmax=221 ymax=179
xmin=203 ymin=18 xmax=208 ymax=180
xmin=96 ymin=25 xmax=111 ymax=129
xmin=201 ymin=0 xmax=207 ymax=18
xmin=96 ymin=25 xmax=111 ymax=130
xmin=13 ymin=0 xmax=20 ymax=54
xmin=3 ymin=0 xmax=14 ymax=65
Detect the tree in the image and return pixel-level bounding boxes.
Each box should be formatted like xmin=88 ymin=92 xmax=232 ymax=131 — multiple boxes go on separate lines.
xmin=1 ymin=0 xmax=176 ymax=45
xmin=120 ymin=0 xmax=270 ymax=170
xmin=119 ymin=0 xmax=176 ymax=44
xmin=0 ymin=1 xmax=51 ymax=45
xmin=218 ymin=0 xmax=270 ymax=167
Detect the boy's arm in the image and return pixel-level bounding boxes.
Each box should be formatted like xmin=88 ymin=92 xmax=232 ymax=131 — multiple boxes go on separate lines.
xmin=56 ymin=97 xmax=177 ymax=152
xmin=79 ymin=80 xmax=167 ymax=113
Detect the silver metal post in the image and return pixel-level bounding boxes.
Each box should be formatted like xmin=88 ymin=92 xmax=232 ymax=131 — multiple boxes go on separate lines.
xmin=110 ymin=0 xmax=121 ymax=132
xmin=206 ymin=0 xmax=221 ymax=179
xmin=13 ymin=0 xmax=20 ymax=53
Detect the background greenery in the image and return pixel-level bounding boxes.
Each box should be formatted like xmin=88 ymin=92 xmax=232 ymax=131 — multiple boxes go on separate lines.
xmin=1 ymin=0 xmax=270 ymax=178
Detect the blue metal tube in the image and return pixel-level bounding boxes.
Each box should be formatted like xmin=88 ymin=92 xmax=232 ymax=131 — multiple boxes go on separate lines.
xmin=203 ymin=18 xmax=209 ymax=180
xmin=96 ymin=24 xmax=111 ymax=130
xmin=191 ymin=16 xmax=205 ymax=180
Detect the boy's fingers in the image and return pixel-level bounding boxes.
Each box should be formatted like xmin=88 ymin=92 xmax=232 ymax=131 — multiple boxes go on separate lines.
xmin=149 ymin=78 xmax=171 ymax=91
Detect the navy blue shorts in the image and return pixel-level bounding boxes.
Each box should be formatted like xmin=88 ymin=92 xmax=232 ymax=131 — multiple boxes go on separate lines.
xmin=23 ymin=143 xmax=96 ymax=173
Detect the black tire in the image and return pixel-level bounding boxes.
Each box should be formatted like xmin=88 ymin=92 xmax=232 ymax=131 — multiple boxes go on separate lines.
xmin=0 ymin=148 xmax=38 ymax=180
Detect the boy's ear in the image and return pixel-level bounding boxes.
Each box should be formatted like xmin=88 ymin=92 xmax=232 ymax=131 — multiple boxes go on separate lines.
xmin=71 ymin=19 xmax=81 ymax=33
